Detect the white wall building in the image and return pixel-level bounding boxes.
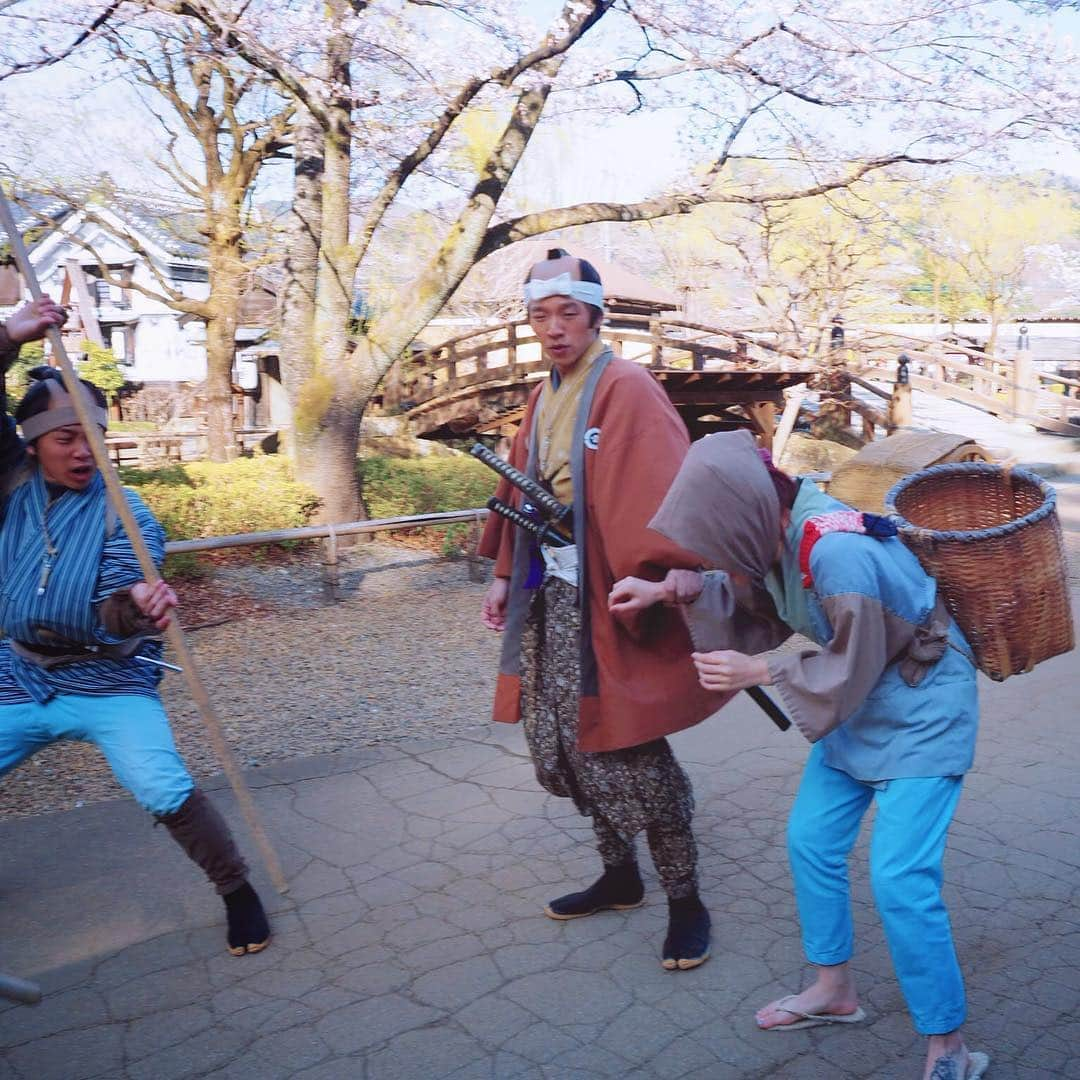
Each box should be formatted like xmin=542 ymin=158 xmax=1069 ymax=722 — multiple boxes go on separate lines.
xmin=1 ymin=193 xmax=288 ymax=431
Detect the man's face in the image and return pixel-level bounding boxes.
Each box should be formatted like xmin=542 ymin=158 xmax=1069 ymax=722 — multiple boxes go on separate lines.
xmin=30 ymin=424 xmax=96 ymax=490
xmin=527 ymin=295 xmax=598 ymax=373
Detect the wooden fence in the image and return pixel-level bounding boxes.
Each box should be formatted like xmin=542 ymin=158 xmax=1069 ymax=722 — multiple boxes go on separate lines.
xmin=164 ymin=508 xmax=491 ymax=602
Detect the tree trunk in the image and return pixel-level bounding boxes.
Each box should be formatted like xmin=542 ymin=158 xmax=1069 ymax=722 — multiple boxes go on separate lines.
xmin=203 ymin=211 xmax=245 ymax=462
xmin=279 ymin=106 xmax=322 ymax=457
xmin=203 ymin=310 xmax=237 ymax=461
xmin=293 ymin=25 xmax=364 ymax=525
xmin=293 ymin=396 xmax=364 ymax=525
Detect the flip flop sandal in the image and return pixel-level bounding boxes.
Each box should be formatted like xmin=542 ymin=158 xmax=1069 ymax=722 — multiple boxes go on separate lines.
xmin=759 ymin=994 xmax=866 ymax=1031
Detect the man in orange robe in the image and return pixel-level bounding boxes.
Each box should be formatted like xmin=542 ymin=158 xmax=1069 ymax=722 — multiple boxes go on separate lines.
xmin=478 ymin=249 xmax=728 ymax=970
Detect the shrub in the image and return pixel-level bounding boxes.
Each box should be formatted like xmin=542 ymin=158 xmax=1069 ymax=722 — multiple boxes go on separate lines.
xmin=359 ymin=454 xmax=496 ymax=555
xmin=77 ymin=341 xmax=124 ymax=403
xmin=121 ymin=456 xmax=321 ymax=542
xmin=4 ymin=341 xmax=44 ymax=408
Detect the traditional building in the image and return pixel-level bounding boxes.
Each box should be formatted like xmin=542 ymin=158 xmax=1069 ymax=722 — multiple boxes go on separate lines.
xmin=0 ymin=193 xmax=288 ymax=431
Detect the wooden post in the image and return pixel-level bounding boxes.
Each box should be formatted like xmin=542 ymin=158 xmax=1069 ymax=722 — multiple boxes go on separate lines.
xmin=65 ymin=260 xmax=105 ymax=347
xmin=1011 ymin=351 xmax=1037 ymax=422
xmin=507 ymin=323 xmax=517 ymax=371
xmin=0 ymin=193 xmax=290 ymax=896
xmin=772 ymin=387 xmax=807 ymax=468
xmin=744 ymin=401 xmax=777 ymax=453
xmin=887 ymin=382 xmax=912 ymax=432
xmin=466 ymin=513 xmax=487 ymax=584
xmin=322 ymin=525 xmax=341 ymax=602
xmin=649 ymin=316 xmax=662 ymax=367
xmin=887 ymin=352 xmax=913 ymax=433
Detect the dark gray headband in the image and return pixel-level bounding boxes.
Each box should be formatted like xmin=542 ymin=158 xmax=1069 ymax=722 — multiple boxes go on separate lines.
xmin=20 ymin=379 xmax=109 ymax=441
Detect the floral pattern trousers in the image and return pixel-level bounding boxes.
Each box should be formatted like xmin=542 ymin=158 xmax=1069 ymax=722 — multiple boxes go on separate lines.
xmin=520 ymin=577 xmax=699 ymax=899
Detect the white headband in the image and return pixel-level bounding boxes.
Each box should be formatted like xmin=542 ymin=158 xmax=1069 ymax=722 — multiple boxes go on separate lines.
xmin=524 ymin=272 xmax=604 ymax=310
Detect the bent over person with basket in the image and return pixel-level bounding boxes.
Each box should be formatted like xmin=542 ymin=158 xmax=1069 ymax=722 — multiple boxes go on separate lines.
xmin=0 ymin=298 xmax=270 ymax=957
xmin=478 ymin=250 xmax=729 ymax=970
xmin=610 ymin=430 xmax=989 ymax=1080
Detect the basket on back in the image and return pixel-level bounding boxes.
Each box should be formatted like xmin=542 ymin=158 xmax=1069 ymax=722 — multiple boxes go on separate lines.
xmin=885 ymin=463 xmax=1074 ymax=681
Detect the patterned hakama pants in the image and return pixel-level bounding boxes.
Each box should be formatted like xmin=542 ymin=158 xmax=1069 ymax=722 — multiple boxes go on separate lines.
xmin=520 ymin=578 xmax=698 ymax=899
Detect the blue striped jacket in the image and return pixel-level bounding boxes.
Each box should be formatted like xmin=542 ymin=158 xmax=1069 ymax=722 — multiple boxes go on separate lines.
xmin=0 ymin=411 xmax=166 ymax=704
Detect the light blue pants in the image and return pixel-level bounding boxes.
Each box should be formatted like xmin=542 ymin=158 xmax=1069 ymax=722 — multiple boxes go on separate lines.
xmin=787 ymin=744 xmax=966 ymax=1035
xmin=0 ymin=693 xmax=194 ymax=816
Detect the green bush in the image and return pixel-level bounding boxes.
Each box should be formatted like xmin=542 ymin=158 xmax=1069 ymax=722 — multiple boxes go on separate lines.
xmin=77 ymin=340 xmax=124 ymax=403
xmin=4 ymin=341 xmax=45 ymax=408
xmin=121 ymin=456 xmax=321 ymax=541
xmin=121 ymin=452 xmax=494 ymax=567
xmin=360 ymin=454 xmax=496 ymax=555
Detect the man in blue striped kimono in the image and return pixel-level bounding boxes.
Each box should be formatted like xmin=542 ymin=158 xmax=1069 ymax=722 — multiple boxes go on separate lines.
xmin=0 ymin=298 xmax=270 ymax=957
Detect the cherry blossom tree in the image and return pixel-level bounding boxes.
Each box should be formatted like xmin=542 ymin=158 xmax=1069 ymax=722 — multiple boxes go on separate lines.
xmin=2 ymin=0 xmax=1076 ymax=520
xmin=4 ymin=13 xmax=292 ymax=460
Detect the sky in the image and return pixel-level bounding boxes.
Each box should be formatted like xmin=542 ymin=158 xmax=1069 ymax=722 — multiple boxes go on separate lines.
xmin=0 ymin=2 xmax=1077 ymax=208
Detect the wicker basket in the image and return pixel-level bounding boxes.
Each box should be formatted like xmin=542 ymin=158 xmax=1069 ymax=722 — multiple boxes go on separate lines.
xmin=885 ymin=463 xmax=1074 ymax=681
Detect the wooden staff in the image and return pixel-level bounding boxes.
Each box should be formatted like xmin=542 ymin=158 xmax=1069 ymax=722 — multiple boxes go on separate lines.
xmin=0 ymin=193 xmax=289 ymax=895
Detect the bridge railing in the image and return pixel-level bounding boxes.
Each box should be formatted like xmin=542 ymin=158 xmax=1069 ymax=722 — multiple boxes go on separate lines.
xmin=380 ymin=315 xmax=804 ymax=414
xmin=845 ymin=329 xmax=1080 ymax=435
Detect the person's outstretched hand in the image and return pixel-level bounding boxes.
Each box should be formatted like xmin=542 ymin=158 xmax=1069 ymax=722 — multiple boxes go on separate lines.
xmin=608 ymin=576 xmax=665 ymax=619
xmin=609 ymin=569 xmax=704 ymax=620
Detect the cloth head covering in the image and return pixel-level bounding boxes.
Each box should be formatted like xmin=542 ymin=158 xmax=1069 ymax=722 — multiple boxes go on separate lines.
xmin=523 ymin=248 xmax=604 ymax=310
xmin=648 ymin=429 xmax=780 ymax=582
xmin=19 ymin=377 xmax=108 ymax=441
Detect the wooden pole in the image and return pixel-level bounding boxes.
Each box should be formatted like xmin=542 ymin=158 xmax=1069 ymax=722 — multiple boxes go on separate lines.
xmin=0 ymin=193 xmax=289 ymax=896
xmin=771 ymin=387 xmax=807 ymax=468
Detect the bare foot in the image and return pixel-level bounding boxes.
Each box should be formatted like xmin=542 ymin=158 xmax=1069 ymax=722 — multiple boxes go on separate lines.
xmin=755 ymin=983 xmax=861 ymax=1030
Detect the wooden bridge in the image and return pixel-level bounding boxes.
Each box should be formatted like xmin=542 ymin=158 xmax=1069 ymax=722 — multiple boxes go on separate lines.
xmin=374 ymin=316 xmax=1080 ymax=448
xmin=843 ymin=327 xmax=1080 ymax=439
xmin=378 ymin=315 xmax=819 ymax=450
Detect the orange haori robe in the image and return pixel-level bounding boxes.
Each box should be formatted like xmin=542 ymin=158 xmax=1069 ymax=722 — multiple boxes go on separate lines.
xmin=478 ymin=348 xmax=732 ymax=753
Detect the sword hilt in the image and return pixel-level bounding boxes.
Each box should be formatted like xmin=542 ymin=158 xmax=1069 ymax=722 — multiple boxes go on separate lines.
xmin=487 ymin=497 xmax=572 ymax=548
xmin=471 ymin=444 xmax=572 ymax=528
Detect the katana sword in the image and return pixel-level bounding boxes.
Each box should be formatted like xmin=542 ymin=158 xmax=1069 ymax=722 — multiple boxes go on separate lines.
xmin=486 ymin=497 xmax=572 ymax=549
xmin=745 ymin=685 xmax=790 ymax=732
xmin=470 ymin=443 xmax=573 ymax=535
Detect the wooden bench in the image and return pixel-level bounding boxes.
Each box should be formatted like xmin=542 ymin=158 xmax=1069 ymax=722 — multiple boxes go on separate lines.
xmin=106 ymin=435 xmax=183 ymax=467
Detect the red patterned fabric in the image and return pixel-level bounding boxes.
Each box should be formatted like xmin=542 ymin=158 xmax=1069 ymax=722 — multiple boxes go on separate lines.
xmin=798 ymin=511 xmax=870 ymax=588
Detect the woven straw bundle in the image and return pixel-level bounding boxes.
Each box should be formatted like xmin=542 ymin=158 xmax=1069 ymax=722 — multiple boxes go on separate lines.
xmin=885 ymin=463 xmax=1074 ymax=681
xmin=829 ymin=430 xmax=990 ymax=514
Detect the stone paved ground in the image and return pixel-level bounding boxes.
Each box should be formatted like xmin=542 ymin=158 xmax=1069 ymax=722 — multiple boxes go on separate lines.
xmin=1 ymin=407 xmax=1078 ymax=1080
xmin=1 ymin=585 xmax=1078 ymax=1080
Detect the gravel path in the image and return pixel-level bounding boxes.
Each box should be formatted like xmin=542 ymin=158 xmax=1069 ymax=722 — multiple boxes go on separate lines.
xmin=3 ymin=482 xmax=1078 ymax=822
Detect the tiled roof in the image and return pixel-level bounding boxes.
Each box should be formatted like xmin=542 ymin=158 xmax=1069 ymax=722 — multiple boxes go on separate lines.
xmin=5 ymin=193 xmax=74 ymax=249
xmin=117 ymin=199 xmax=204 ymax=260
xmin=9 ymin=190 xmax=205 ymax=260
xmin=453 ymin=238 xmax=679 ymax=309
